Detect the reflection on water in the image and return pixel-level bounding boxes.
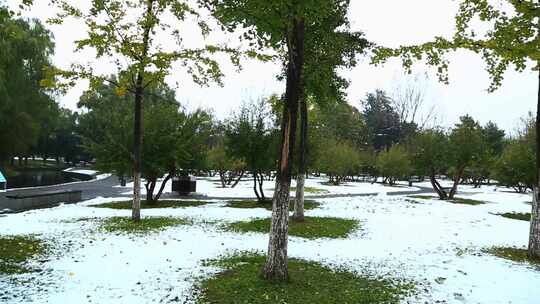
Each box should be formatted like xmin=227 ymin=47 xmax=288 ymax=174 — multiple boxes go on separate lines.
xmin=6 ymin=169 xmax=90 ymax=189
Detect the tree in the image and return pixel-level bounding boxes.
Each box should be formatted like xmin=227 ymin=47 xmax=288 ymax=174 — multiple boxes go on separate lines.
xmin=462 ymin=121 xmax=505 ymax=187
xmin=493 ymin=113 xmax=536 ymax=193
xmin=392 ymin=73 xmax=436 ymax=130
xmin=482 ymin=121 xmax=506 ymax=157
xmin=372 ymin=0 xmax=540 ymax=258
xmin=447 ymin=115 xmax=484 ymax=198
xmin=224 ymin=99 xmax=278 ymax=202
xmin=410 ymin=128 xmax=450 ymax=199
xmin=41 ymin=0 xmax=237 ymax=221
xmin=204 ymin=0 xmax=354 ymax=281
xmin=78 ymin=81 xmax=209 ymax=204
xmin=206 ymin=143 xmax=246 ymax=188
xmin=376 ymin=144 xmax=411 ymax=186
xmin=315 ymin=139 xmax=360 ymax=185
xmin=292 ymin=6 xmax=369 ymax=222
xmin=0 ymin=7 xmax=56 ymax=167
xmin=493 ymin=140 xmax=535 ymax=193
xmin=362 ymin=90 xmax=401 ymax=151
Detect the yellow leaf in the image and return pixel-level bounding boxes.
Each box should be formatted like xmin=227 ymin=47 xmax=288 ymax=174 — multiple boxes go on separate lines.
xmin=115 ymin=87 xmax=127 ymax=97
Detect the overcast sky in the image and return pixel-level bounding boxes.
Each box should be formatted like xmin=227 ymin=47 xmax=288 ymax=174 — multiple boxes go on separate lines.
xmin=7 ymin=0 xmax=537 ymax=133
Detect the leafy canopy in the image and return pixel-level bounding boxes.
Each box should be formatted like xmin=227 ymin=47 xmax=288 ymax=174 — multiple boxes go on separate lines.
xmin=372 ymin=0 xmax=540 ymax=91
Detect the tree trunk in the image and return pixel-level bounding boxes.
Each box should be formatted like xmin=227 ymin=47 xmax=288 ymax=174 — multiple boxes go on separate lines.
xmin=293 ymin=95 xmax=307 ymax=222
xmin=132 ymin=76 xmax=144 ymax=221
xmin=257 ymin=172 xmax=266 ymax=201
xmin=145 ymin=179 xmax=157 ymax=204
xmin=430 ymin=174 xmax=447 ymax=199
xmin=131 ymin=0 xmax=154 ymax=222
xmin=263 ymin=17 xmax=304 ymax=282
xmin=219 ymin=170 xmax=227 ymax=188
xmin=294 ymin=174 xmax=305 ymax=221
xmin=253 ymin=172 xmax=261 ymax=202
xmin=231 ymin=171 xmax=244 ymax=188
xmin=154 ymin=172 xmax=173 ymax=202
xmin=448 ymin=166 xmax=465 ymax=199
xmin=528 ymin=68 xmax=540 ymax=259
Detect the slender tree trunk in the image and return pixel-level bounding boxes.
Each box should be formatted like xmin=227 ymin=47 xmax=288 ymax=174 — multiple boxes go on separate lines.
xmin=258 ymin=172 xmax=266 ymax=201
xmin=219 ymin=170 xmax=227 ymax=188
xmin=146 ymin=179 xmax=157 ymax=204
xmin=293 ymin=96 xmax=307 ymax=222
xmin=154 ymin=172 xmax=173 ymax=202
xmin=231 ymin=171 xmax=244 ymax=188
xmin=263 ymin=17 xmax=304 ymax=282
xmin=529 ymin=68 xmax=540 ymax=259
xmin=430 ymin=174 xmax=447 ymax=199
xmin=253 ymin=172 xmax=261 ymax=202
xmin=132 ymin=0 xmax=154 ymax=222
xmin=449 ymin=166 xmax=465 ymax=199
xmin=132 ymin=76 xmax=144 ymax=221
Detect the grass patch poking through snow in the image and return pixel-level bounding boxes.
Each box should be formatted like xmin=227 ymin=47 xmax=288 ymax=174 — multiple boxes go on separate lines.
xmin=497 ymin=213 xmax=531 ymax=221
xmin=99 ymin=217 xmax=190 ymax=234
xmin=408 ymin=195 xmax=485 ymax=205
xmin=225 ymin=217 xmax=359 ymax=239
xmin=225 ymin=199 xmax=320 ymax=211
xmin=90 ymin=200 xmax=210 ymax=209
xmin=290 ymin=186 xmax=329 ymax=194
xmin=484 ymin=247 xmax=540 ymax=266
xmin=0 ymin=236 xmax=48 ymax=274
xmin=195 ymin=253 xmax=415 ymax=304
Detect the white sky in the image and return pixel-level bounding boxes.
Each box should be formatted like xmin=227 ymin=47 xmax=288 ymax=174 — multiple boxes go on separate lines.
xmin=7 ymin=0 xmax=538 ymax=133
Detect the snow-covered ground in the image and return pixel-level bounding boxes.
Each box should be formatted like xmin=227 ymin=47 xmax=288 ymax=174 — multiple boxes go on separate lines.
xmin=0 ymin=181 xmax=538 ymax=303
xmin=117 ymin=175 xmax=419 ymax=197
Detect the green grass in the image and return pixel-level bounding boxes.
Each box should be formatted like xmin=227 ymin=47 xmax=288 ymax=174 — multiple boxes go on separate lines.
xmin=0 ymin=236 xmax=48 ymax=274
xmin=225 ymin=199 xmax=320 ymax=211
xmin=99 ymin=216 xmax=190 ymax=234
xmin=290 ymin=186 xmax=329 ymax=194
xmin=90 ymin=200 xmax=210 ymax=209
xmin=497 ymin=213 xmax=531 ymax=221
xmin=484 ymin=247 xmax=540 ymax=265
xmin=225 ymin=217 xmax=359 ymax=239
xmin=451 ymin=197 xmax=485 ymax=205
xmin=408 ymin=195 xmax=485 ymax=205
xmin=195 ymin=253 xmax=416 ymax=304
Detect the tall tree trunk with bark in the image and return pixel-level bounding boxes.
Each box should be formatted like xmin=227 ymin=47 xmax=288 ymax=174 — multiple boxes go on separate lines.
xmin=131 ymin=0 xmax=154 ymax=222
xmin=263 ymin=18 xmax=305 ymax=282
xmin=132 ymin=78 xmax=144 ymax=221
xmin=529 ymin=68 xmax=540 ymax=259
xmin=294 ymin=96 xmax=308 ymax=222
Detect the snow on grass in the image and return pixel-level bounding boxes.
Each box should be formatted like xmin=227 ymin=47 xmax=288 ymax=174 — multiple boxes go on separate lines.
xmin=0 ymin=181 xmax=538 ymax=303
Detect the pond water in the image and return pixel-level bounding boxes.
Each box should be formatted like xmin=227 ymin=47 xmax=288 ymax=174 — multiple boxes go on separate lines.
xmin=6 ymin=169 xmax=91 ymax=189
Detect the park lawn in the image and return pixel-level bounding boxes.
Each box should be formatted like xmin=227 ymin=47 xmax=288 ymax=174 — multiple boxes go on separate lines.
xmin=0 ymin=236 xmax=48 ymax=274
xmin=225 ymin=199 xmax=320 ymax=211
xmin=290 ymin=186 xmax=330 ymax=194
xmin=408 ymin=195 xmax=485 ymax=205
xmin=497 ymin=212 xmax=530 ymax=221
xmin=225 ymin=216 xmax=359 ymax=239
xmin=86 ymin=216 xmax=192 ymax=234
xmin=195 ymin=253 xmax=416 ymax=304
xmin=484 ymin=247 xmax=540 ymax=265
